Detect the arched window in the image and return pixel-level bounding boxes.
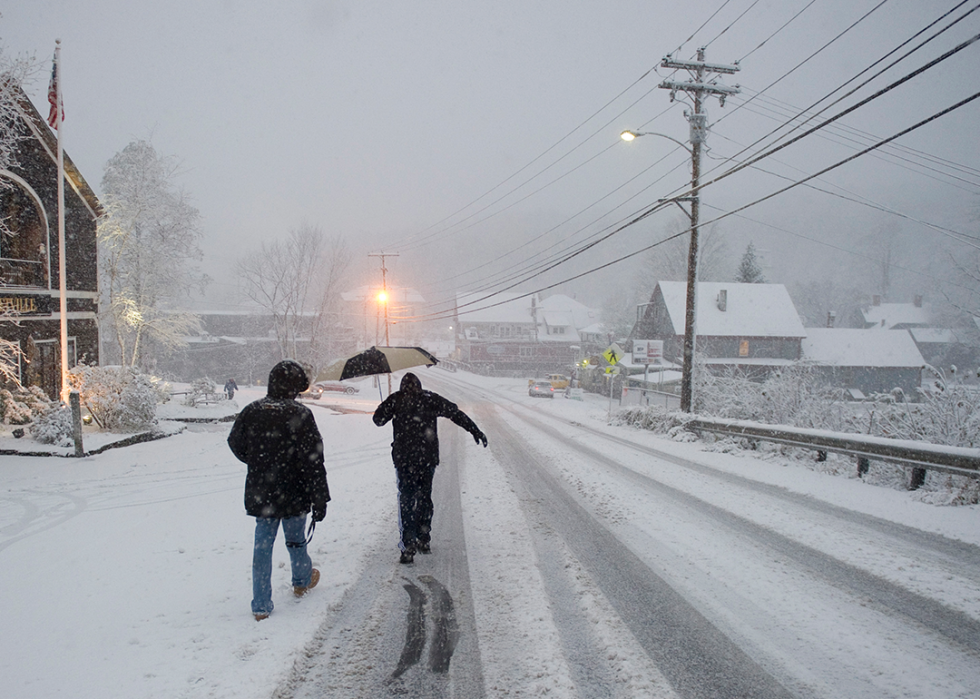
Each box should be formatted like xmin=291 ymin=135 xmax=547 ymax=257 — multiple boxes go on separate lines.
xmin=0 ymin=174 xmax=48 ymax=288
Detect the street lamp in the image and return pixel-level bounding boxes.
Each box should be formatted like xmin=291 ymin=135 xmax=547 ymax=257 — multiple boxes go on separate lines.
xmin=620 ymin=128 xmax=701 ymax=413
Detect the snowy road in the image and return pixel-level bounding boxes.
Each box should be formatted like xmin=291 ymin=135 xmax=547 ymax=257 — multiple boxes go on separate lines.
xmin=275 ymin=371 xmax=980 ymax=698
xmin=2 ymin=372 xmax=978 ymax=698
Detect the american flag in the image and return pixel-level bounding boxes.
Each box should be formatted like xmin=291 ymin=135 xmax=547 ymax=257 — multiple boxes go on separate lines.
xmin=47 ymin=52 xmax=62 ymax=129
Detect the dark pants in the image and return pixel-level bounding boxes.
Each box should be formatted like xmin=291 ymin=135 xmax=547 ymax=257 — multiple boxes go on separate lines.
xmin=395 ymin=464 xmax=436 ymax=552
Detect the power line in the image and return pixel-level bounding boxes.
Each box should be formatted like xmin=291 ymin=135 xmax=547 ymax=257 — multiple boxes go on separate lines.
xmin=703 ymin=0 xmax=762 ymax=49
xmin=738 ymin=0 xmax=819 ymax=63
xmin=407 ymin=88 xmax=980 ymax=323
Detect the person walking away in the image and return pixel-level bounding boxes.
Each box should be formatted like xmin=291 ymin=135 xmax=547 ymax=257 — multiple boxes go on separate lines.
xmin=227 ymin=360 xmax=329 ymax=620
xmin=373 ymin=372 xmax=487 ymax=564
xmin=224 ymin=378 xmax=238 ymax=400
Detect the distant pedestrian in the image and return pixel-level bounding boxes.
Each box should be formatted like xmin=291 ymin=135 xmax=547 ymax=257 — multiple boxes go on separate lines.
xmin=227 ymin=360 xmax=329 ymax=620
xmin=224 ymin=378 xmax=238 ymax=400
xmin=373 ymin=372 xmax=487 ymax=564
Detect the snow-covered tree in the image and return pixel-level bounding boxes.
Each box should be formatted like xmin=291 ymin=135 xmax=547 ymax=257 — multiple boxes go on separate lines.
xmin=734 ymin=242 xmax=766 ymax=283
xmin=97 ymin=140 xmax=207 ymax=370
xmin=0 ymin=45 xmax=37 ymax=185
xmin=236 ymin=225 xmax=351 ymax=372
xmin=0 ymin=47 xmax=38 ymax=386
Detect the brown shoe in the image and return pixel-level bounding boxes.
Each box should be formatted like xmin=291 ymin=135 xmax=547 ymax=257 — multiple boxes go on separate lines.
xmin=254 ymin=613 xmax=270 ymax=621
xmin=293 ymin=568 xmax=320 ymax=597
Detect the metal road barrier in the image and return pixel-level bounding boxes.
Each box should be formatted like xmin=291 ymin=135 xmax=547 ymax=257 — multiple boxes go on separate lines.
xmin=686 ymin=417 xmax=980 ymax=488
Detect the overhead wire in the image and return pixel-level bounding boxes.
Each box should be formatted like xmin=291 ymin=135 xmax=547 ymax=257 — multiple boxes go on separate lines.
xmin=708 ymin=0 xmax=978 ymax=169
xmin=746 ymin=89 xmax=980 ymax=180
xmin=391 ymin=0 xmax=752 ymax=259
xmin=703 ymin=0 xmax=762 ymax=48
xmin=394 ymin=2 xmax=976 ymax=323
xmin=404 ymin=87 xmax=980 ymax=323
xmin=709 ymin=0 xmax=892 ymax=130
xmin=420 ymin=0 xmax=901 ymax=306
xmin=417 ymin=28 xmax=980 ymax=316
xmin=737 ymin=0 xmax=819 ymax=63
xmin=724 ymin=95 xmax=980 ymax=192
xmin=709 ymin=131 xmax=980 ymax=248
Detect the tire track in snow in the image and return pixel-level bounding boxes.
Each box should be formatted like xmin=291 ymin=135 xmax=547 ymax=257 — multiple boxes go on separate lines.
xmin=476 ymin=404 xmax=795 ymax=699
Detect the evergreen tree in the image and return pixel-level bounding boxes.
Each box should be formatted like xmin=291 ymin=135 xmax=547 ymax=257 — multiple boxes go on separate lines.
xmin=735 ymin=242 xmax=766 ymax=283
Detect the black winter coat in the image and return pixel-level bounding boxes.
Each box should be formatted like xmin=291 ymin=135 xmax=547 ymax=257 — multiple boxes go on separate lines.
xmin=373 ymin=387 xmax=481 ymax=470
xmin=228 ymin=396 xmax=330 ymax=519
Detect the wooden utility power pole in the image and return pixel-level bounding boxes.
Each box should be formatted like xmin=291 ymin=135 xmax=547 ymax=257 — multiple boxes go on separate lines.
xmin=659 ymin=48 xmax=739 ymax=412
xmin=369 ymin=251 xmax=398 ymax=394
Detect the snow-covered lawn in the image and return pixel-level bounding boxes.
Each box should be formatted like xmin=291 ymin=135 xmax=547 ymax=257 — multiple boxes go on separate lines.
xmin=0 ymin=372 xmax=976 ymax=698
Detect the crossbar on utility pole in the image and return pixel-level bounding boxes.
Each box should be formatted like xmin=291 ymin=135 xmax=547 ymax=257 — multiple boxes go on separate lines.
xmin=659 ymin=48 xmax=739 ymax=412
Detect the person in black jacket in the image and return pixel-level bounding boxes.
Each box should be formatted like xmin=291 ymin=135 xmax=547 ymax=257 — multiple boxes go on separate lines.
xmin=228 ymin=360 xmax=330 ymax=620
xmin=373 ymin=372 xmax=487 ymax=563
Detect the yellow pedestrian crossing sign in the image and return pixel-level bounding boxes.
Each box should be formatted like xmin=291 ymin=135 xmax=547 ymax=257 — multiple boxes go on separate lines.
xmin=602 ymin=343 xmax=623 ymax=365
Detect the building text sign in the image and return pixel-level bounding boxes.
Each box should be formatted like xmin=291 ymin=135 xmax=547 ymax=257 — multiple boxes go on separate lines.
xmin=632 ymin=340 xmax=663 ymax=365
xmin=0 ymin=294 xmax=52 ymax=317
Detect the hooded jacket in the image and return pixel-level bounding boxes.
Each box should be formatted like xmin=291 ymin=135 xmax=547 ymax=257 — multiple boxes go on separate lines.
xmin=228 ymin=360 xmax=330 ymax=519
xmin=373 ymin=373 xmax=484 ymax=470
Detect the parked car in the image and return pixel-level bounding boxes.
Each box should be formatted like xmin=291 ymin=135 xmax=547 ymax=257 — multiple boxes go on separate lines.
xmin=315 ymin=381 xmax=359 ymax=395
xmin=547 ymin=374 xmax=570 ymax=390
xmin=528 ymin=380 xmax=555 ymax=398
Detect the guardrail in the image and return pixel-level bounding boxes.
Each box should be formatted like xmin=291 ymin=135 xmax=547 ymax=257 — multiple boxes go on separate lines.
xmin=686 ymin=417 xmax=980 ymax=489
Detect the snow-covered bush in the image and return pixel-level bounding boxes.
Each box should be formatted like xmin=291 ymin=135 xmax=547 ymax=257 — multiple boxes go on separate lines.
xmin=0 ymin=384 xmax=57 ymax=425
xmin=184 ymin=377 xmax=218 ymax=406
xmin=695 ymin=361 xmax=853 ymax=431
xmin=30 ymin=407 xmax=72 ymax=446
xmin=67 ymin=365 xmax=163 ymax=432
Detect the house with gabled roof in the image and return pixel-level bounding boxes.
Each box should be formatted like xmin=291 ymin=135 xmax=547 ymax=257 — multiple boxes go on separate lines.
xmin=634 ymin=281 xmax=807 ymax=377
xmin=851 ymin=295 xmax=932 ymax=330
xmin=801 ymin=328 xmax=925 ymax=396
xmin=1 ymin=80 xmax=100 ymax=398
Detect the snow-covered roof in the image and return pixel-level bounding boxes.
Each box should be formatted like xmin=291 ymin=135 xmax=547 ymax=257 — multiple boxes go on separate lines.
xmin=909 ymin=328 xmax=960 ymax=344
xmin=541 ymin=311 xmax=572 ymax=327
xmin=539 ymin=293 xmax=599 ymax=329
xmin=802 ymin=329 xmax=925 ymax=367
xmin=861 ymin=302 xmax=931 ymax=329
xmin=579 ymin=322 xmax=605 ymax=335
xmin=456 ymin=292 xmax=536 ymax=325
xmin=657 ymin=282 xmax=806 ymax=338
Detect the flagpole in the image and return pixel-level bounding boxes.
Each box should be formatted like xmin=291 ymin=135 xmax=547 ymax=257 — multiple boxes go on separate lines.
xmin=54 ymin=39 xmax=69 ymax=403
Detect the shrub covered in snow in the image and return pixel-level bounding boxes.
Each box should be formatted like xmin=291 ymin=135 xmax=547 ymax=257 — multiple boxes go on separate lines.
xmin=184 ymin=377 xmax=218 ymax=407
xmin=67 ymin=365 xmax=165 ymax=432
xmin=0 ymin=385 xmax=57 ymax=425
xmin=30 ymin=407 xmax=72 ymax=446
xmin=614 ymin=357 xmax=980 ymax=505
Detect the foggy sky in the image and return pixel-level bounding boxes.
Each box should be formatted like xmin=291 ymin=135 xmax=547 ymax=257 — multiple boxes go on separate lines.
xmin=4 ymin=0 xmax=979 ymax=319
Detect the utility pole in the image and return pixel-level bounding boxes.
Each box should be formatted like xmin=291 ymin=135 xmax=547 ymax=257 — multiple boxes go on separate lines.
xmin=369 ymin=251 xmax=398 ymax=394
xmin=368 ymin=252 xmax=398 ymax=346
xmin=659 ymin=48 xmax=739 ymax=412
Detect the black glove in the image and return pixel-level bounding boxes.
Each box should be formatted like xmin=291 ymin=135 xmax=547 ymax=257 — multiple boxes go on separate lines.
xmin=312 ymin=503 xmax=327 ymax=522
xmin=472 ymin=429 xmax=488 ymax=448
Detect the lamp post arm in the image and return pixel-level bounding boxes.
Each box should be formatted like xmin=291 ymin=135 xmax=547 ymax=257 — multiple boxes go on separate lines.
xmin=620 ymin=130 xmax=693 ymax=155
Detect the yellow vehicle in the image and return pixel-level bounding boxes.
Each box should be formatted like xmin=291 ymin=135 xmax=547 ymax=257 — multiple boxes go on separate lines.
xmin=547 ymin=374 xmax=570 ymax=390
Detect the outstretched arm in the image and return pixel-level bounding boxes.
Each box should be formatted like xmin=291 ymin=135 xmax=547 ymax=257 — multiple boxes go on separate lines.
xmin=438 ymin=397 xmax=488 ymax=447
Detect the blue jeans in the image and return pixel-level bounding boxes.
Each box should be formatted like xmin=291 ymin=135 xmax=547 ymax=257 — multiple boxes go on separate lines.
xmin=252 ymin=515 xmax=313 ymax=615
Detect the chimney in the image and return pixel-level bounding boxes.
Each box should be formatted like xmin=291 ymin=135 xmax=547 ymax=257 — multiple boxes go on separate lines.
xmin=716 ymin=289 xmax=727 ymax=312
xmin=826 ymin=311 xmax=836 ymax=328
xmin=913 ymin=295 xmax=923 ymax=308
xmin=872 ymin=295 xmax=881 ymax=306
